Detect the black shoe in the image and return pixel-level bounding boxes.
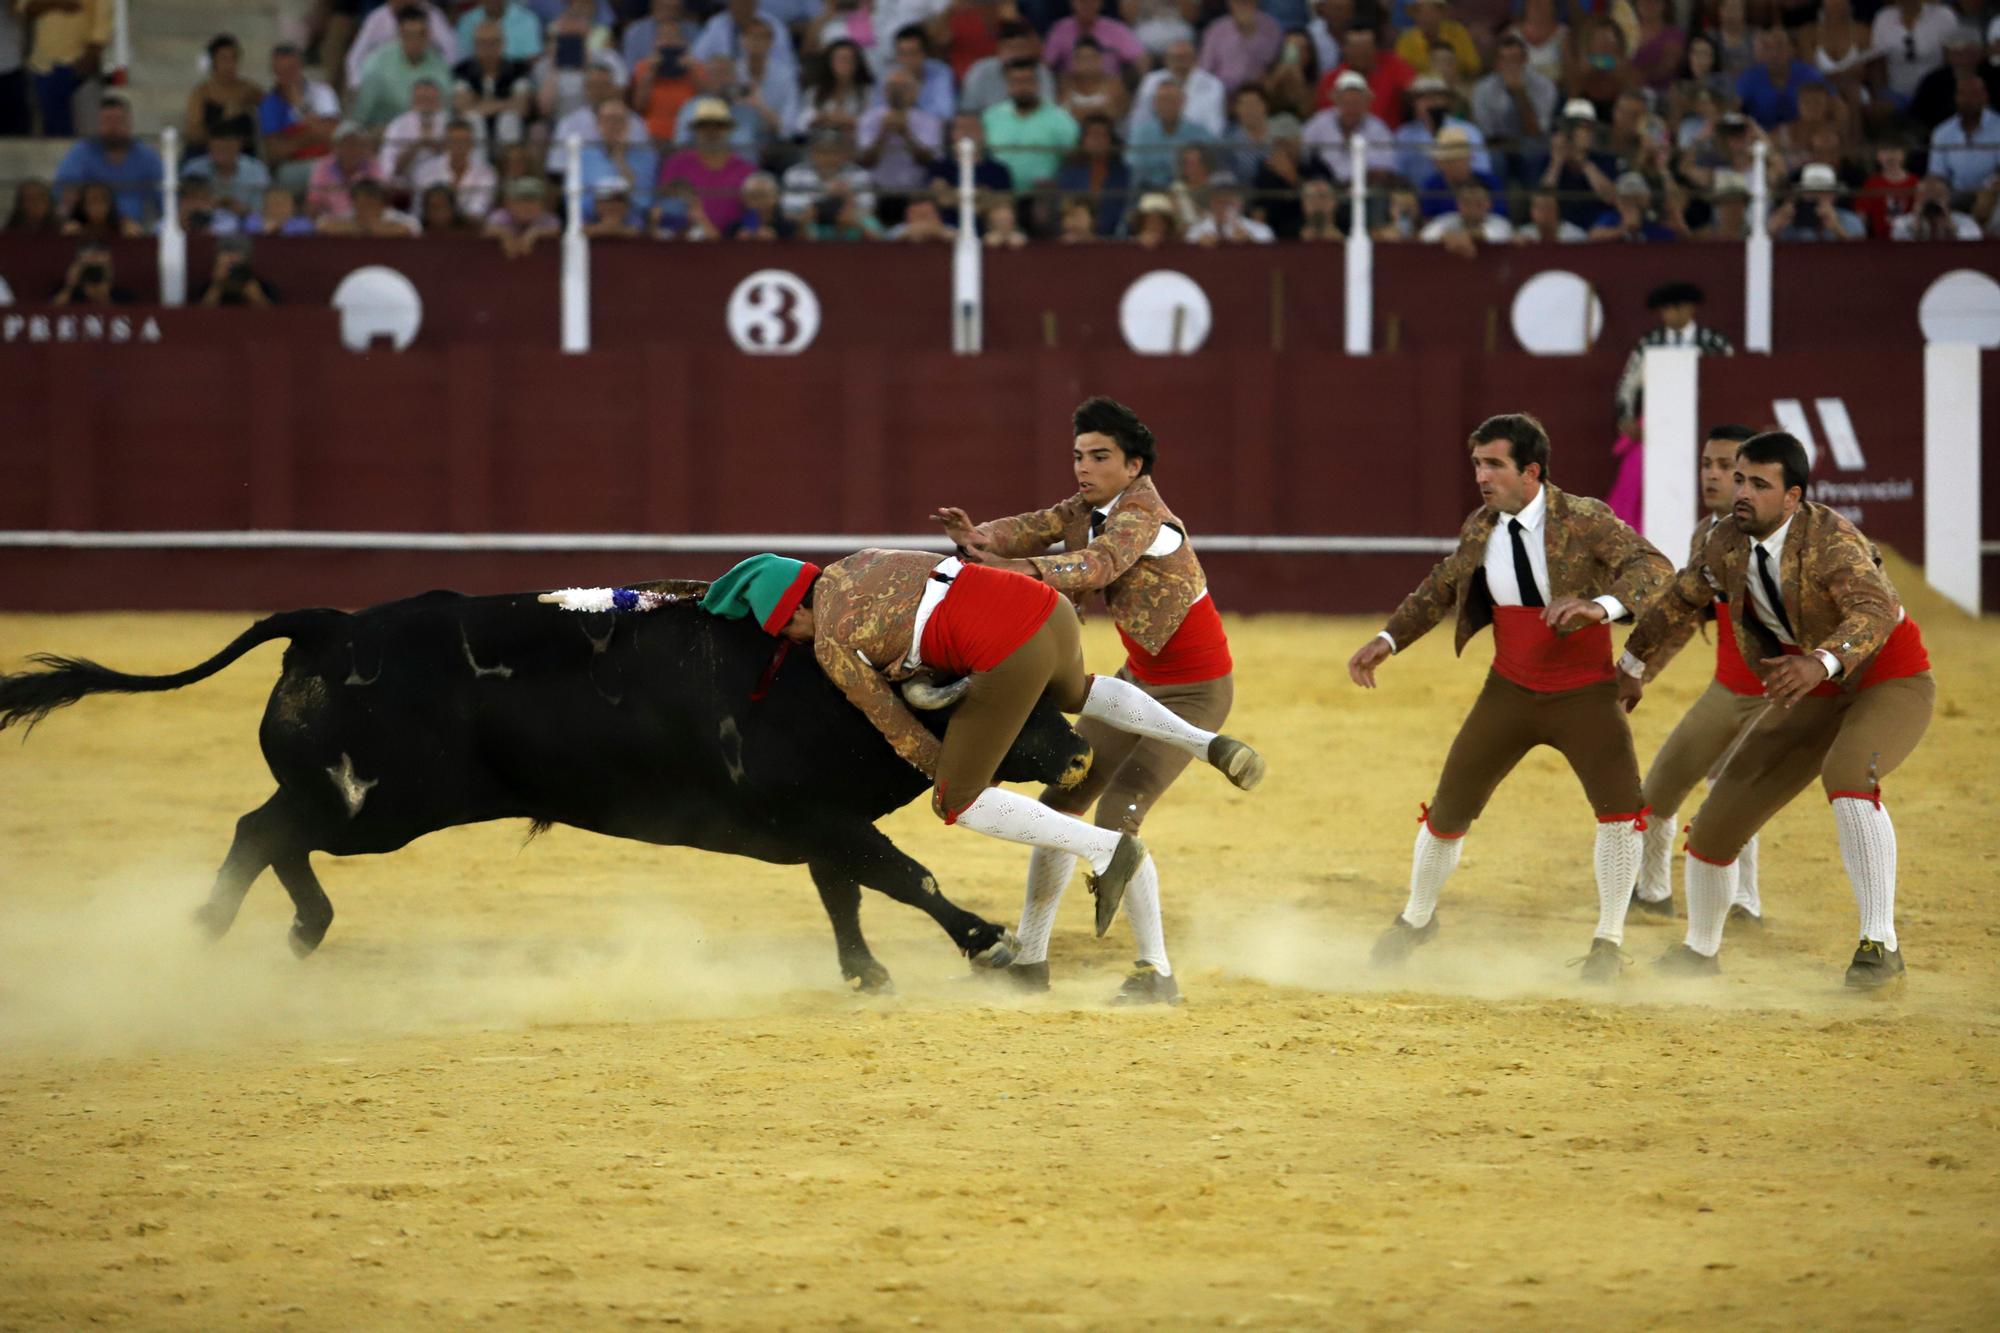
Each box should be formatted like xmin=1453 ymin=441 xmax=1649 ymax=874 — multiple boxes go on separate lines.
xmin=1844 ymin=939 xmax=1905 ymax=990
xmin=1110 ymin=962 xmax=1181 ymax=1006
xmin=1653 ymin=943 xmax=1721 ymax=977
xmin=1370 ymin=913 xmax=1438 ymax=967
xmin=1727 ymin=904 xmax=1766 ymax=928
xmin=1575 ymin=937 xmax=1629 ymax=984
xmin=1630 ymin=889 xmax=1675 ymax=919
xmin=1088 ymin=834 xmax=1146 ymax=937
xmin=1207 ymin=735 xmax=1265 ymax=791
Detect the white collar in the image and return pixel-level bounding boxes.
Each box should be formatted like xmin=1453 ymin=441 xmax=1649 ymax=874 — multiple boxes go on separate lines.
xmin=1093 ymin=483 xmax=1137 ymax=518
xmin=1503 ymin=484 xmax=1547 ymax=531
xmin=1755 ymin=512 xmax=1795 ymax=563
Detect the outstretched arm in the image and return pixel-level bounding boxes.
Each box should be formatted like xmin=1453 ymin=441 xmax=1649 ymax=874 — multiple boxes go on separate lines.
xmin=813 ymin=635 xmax=941 ymax=779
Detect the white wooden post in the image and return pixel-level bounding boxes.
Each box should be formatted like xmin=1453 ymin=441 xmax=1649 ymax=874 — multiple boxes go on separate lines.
xmin=1344 ymin=134 xmax=1371 ymax=355
xmin=1641 ymin=346 xmax=1701 ymax=552
xmin=560 ymin=133 xmax=589 ymax=353
xmin=157 ymin=128 xmax=185 ymax=307
xmin=951 ymin=136 xmax=982 ymax=354
xmin=1744 ymin=138 xmax=1772 ymax=353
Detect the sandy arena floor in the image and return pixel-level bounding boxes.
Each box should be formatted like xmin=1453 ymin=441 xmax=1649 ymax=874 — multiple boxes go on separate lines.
xmin=2 ymin=574 xmax=1997 ymax=1330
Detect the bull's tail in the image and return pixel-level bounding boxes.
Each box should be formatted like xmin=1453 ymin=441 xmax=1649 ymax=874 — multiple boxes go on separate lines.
xmin=0 ymin=608 xmax=345 ymax=734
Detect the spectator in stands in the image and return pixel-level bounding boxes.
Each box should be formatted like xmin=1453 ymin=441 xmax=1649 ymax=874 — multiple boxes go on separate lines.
xmin=1130 ymin=0 xmax=1195 ymax=62
xmin=1127 ymin=79 xmax=1214 ymax=191
xmin=1540 ymin=99 xmax=1617 ymax=228
xmin=796 ymin=39 xmax=873 ymax=138
xmin=659 ymin=97 xmax=756 ymax=232
xmin=579 ymin=100 xmax=658 ymax=218
xmin=196 ymin=235 xmax=276 ymax=306
xmin=459 ymin=0 xmax=544 ymax=63
xmin=944 ymin=0 xmax=1001 ymax=79
xmin=859 ymin=67 xmax=942 ymax=226
xmin=184 ymin=35 xmax=262 ymax=156
xmin=260 ymin=44 xmax=340 ymax=193
xmin=1591 ymin=171 xmax=1681 ymax=240
xmin=1709 ymin=0 xmax=1756 ymax=78
xmin=182 ymin=130 xmax=271 ymax=221
xmin=553 ymin=64 xmax=632 ymax=144
xmin=378 ymin=78 xmax=461 ymax=195
xmin=1565 ymin=20 xmax=1635 ymax=121
xmin=484 ymin=175 xmax=560 ymax=252
xmin=667 ymin=58 xmax=749 ymax=149
xmin=322 ymin=178 xmax=422 ymax=236
xmin=1694 ymin=170 xmax=1750 ymax=240
xmin=1414 ymin=125 xmax=1499 ymax=217
xmin=1892 ymin=171 xmax=1983 ymax=237
xmin=0 ymin=7 xmax=28 ymax=138
xmin=22 ymin=0 xmax=107 ymax=137
xmin=1370 ymin=182 xmax=1419 ymax=239
xmin=1807 ymin=0 xmax=1873 ymax=107
xmin=1168 ymin=142 xmax=1212 ymax=226
xmin=306 ymin=122 xmax=385 ymax=219
xmin=1769 ymin=161 xmax=1864 ymax=238
xmin=804 ymin=179 xmax=882 ymax=240
xmin=1251 ymin=115 xmax=1320 ymax=236
xmin=1131 ymin=190 xmax=1179 ymax=246
xmin=728 ymin=171 xmax=797 ymax=239
xmin=1302 ymin=69 xmax=1393 ymax=185
xmin=1295 ymin=175 xmax=1340 ymax=240
xmin=1472 ymin=33 xmax=1557 ymax=186
xmin=1303 ymin=0 xmax=1347 ymax=70
xmin=413 ymin=117 xmax=498 ymax=218
xmin=1045 ymin=0 xmax=1143 ymax=77
xmin=173 ymin=178 xmax=242 ymax=236
xmin=1735 ymin=27 xmax=1823 ymax=131
xmin=1396 ymin=0 xmax=1479 ymax=81
xmin=693 ymin=0 xmax=798 ymax=82
xmin=876 ymin=25 xmax=956 ymax=123
xmin=976 ymin=198 xmax=1023 ymax=246
xmin=1260 ymin=29 xmax=1321 ymax=122
xmin=1185 ymin=172 xmax=1273 ymax=243
xmin=1053 ymin=112 xmax=1134 ymax=235
xmin=5 ymin=180 xmax=59 ymax=233
xmin=356 ymin=8 xmax=456 ymax=129
xmin=1059 ymin=37 xmax=1129 ymax=125
xmin=1057 ymin=194 xmax=1097 ymax=242
xmin=1198 ymin=0 xmax=1281 ymax=95
xmin=1669 ymin=37 xmax=1732 ymax=132
xmin=1912 ymin=28 xmax=1999 ymax=131
xmin=247 ymin=184 xmax=314 ymax=236
xmin=1394 ymin=74 xmax=1490 ymax=188
xmin=454 ymin=22 xmax=535 ymax=145
xmin=983 ymin=57 xmax=1079 ymax=190
xmin=890 ymin=195 xmax=955 ymax=241
xmin=541 ymin=0 xmax=616 ymax=57
xmin=1419 ymin=180 xmax=1512 ymax=256
xmin=54 ymin=97 xmax=162 ymax=227
xmin=1928 ymin=74 xmax=2000 ymax=199
xmin=51 ymin=240 xmax=131 ymax=304
xmin=1136 ymin=38 xmax=1228 ymax=137
xmin=1506 ymin=0 xmax=1568 ymax=87
xmin=1628 ymin=0 xmax=1684 ymax=95
xmin=538 ymin=49 xmax=628 ymax=134
xmin=622 ymin=0 xmax=696 ymax=72
xmin=925 ymin=110 xmax=1013 ymax=226
xmin=584 ymin=178 xmax=648 ymax=236
xmin=735 ymin=18 xmax=801 ymax=144
xmin=1856 ymin=141 xmax=1920 ymax=237
xmin=1873 ymin=0 xmax=1958 ymax=107
xmin=417 ymin=182 xmax=473 ymax=233
xmin=348 ymin=2 xmax=457 ymax=93
xmin=782 ymin=128 xmax=876 ymax=219
xmin=1322 ymin=23 xmax=1413 ymax=128
xmin=1223 ymin=85 xmax=1278 ymax=180
xmin=961 ymin=23 xmax=1054 ymax=116
xmin=1515 ymin=185 xmax=1586 ymax=241
xmin=630 ymin=34 xmax=695 ymax=141
xmin=61 ymin=180 xmax=139 ymax=238
xmin=1775 ymin=79 xmax=1850 ymax=175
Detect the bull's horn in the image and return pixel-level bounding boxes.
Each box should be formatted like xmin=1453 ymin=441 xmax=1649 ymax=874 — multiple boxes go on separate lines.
xmin=902 ymin=674 xmax=970 ymax=710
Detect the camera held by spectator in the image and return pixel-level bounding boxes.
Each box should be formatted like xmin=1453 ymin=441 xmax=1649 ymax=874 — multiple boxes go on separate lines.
xmin=52 ymin=242 xmax=133 ymax=306
xmin=197 ymin=235 xmax=277 ymax=307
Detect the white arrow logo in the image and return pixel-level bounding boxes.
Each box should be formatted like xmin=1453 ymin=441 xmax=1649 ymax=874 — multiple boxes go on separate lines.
xmin=1771 ymin=398 xmax=1866 ymax=471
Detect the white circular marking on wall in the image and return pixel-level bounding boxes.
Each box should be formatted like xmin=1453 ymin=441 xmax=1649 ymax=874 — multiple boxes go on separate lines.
xmin=1917 ymin=269 xmax=2000 ymax=348
xmin=1119 ymin=271 xmax=1212 ymax=355
xmin=726 ymin=269 xmax=821 ymax=355
xmin=1510 ymin=270 xmax=1604 ymax=354
xmin=331 ymin=265 xmax=423 ymax=351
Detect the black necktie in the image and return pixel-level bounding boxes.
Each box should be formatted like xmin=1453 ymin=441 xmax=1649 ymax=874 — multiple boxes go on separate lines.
xmin=1089 ymin=509 xmax=1107 ymax=539
xmin=1754 ymin=545 xmax=1793 ymax=639
xmin=1509 ymin=518 xmax=1545 ymax=608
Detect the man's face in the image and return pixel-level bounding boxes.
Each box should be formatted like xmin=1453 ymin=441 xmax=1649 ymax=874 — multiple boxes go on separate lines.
xmin=1234 ymin=89 xmax=1263 ymax=125
xmin=1471 ymin=441 xmax=1537 ymax=513
xmin=1208 ymin=187 xmax=1240 ymax=221
xmin=1073 ymin=431 xmax=1140 ymax=504
xmin=336 ymin=135 xmax=369 ymax=169
xmin=1917 ymin=174 xmax=1950 ymax=206
xmin=1732 ymin=458 xmax=1799 ymax=536
xmin=273 ymin=50 xmax=303 ymax=83
xmin=1303 ymin=179 xmax=1335 ymax=216
xmin=1438 ymin=152 xmax=1471 ymax=182
xmin=597 ymin=102 xmax=630 ymax=141
xmin=1164 ymin=40 xmax=1195 ymax=80
xmin=1529 ymin=193 xmax=1558 ymax=229
xmin=507 ymin=194 xmax=541 ymax=223
xmin=1344 ymin=30 xmax=1376 ymax=70
xmin=1004 ymin=63 xmax=1039 ymax=104
xmin=586 ymin=66 xmax=618 ymax=103
xmin=399 ymin=18 xmax=429 ymax=58
xmin=210 ymin=135 xmax=242 ymax=169
xmin=1227 ymin=0 xmax=1256 ymax=21
xmin=695 ymin=120 xmax=727 ymax=149
xmin=1613 ymin=93 xmax=1643 ymax=132
xmin=1876 ymin=144 xmax=1906 ymax=175
xmin=97 ymin=103 xmax=132 ymax=145
xmin=1336 ymin=85 xmax=1369 ymax=120
xmin=1073 ymin=43 xmax=1102 ymax=77
xmin=77 ymin=246 xmax=111 ymax=283
xmin=1658 ymin=299 xmax=1694 ymax=331
xmin=1413 ymin=89 xmax=1446 ymax=122
xmin=446 ymin=125 xmax=475 ymax=162
xmin=654 ymin=0 xmax=680 ymax=19
xmin=1715 ymin=195 xmax=1746 ymax=229
xmin=744 ymin=22 xmax=773 ymax=58
xmin=777 ymin=607 xmax=815 ymax=644
xmin=1153 ymin=82 xmax=1184 ymax=126
xmin=885 ymin=71 xmax=915 ymax=109
xmin=475 ymin=28 xmax=503 ymax=62
xmin=895 ymin=35 xmax=924 ymax=75
xmin=1497 ymin=40 xmax=1526 ymax=75
xmin=1458 ymin=186 xmax=1489 ymax=223
xmin=1756 ymin=28 xmax=1786 ymax=71
xmin=729 ymin=0 xmax=756 ymax=22
xmin=1081 ymin=118 xmax=1112 ymax=154
xmin=1956 ymin=74 xmax=1987 ymax=120
xmin=412 ymin=81 xmax=443 ymax=115
xmin=1699 ymin=437 xmax=1738 ymax=512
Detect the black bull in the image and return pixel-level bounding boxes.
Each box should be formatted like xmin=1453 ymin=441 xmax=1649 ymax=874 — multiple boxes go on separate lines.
xmin=0 ymin=588 xmax=1094 ymax=991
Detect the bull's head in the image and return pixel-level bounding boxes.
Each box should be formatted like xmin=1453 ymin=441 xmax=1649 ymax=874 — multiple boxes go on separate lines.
xmin=905 ymin=677 xmax=1092 ymax=791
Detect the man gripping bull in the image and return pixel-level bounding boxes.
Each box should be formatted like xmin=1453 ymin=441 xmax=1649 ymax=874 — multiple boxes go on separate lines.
xmin=931 ymin=396 xmax=1241 ymax=999
xmin=1629 ymin=423 xmax=1768 ymax=925
xmin=697 ymin=548 xmax=1264 ymax=1004
xmin=1618 ymin=431 xmax=1934 ymax=989
xmin=1346 ymin=413 xmax=1672 ymax=981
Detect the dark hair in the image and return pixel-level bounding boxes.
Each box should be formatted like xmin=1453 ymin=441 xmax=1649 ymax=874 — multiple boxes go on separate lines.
xmin=395 ymin=5 xmax=428 ymax=24
xmin=811 ymin=40 xmax=874 ymax=99
xmin=272 ymin=41 xmax=302 ymax=59
xmin=894 ymin=23 xmax=929 ymax=51
xmin=1736 ymin=431 xmax=1810 ymax=494
xmin=207 ymin=33 xmax=240 ymax=58
xmin=1468 ymin=413 xmax=1551 ymax=480
xmin=352 ymin=178 xmax=387 ymax=200
xmin=1073 ymin=396 xmax=1157 ymax=475
xmin=1003 ymin=55 xmax=1040 ymax=73
xmin=1705 ymin=422 xmax=1757 ymax=445
xmin=996 ymin=20 xmax=1033 ymax=41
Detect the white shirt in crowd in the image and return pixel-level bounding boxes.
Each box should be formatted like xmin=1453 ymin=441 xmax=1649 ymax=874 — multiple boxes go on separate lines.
xmin=1185 ymin=211 xmax=1276 ymax=243
xmin=553 ymin=103 xmax=651 ymax=146
xmin=1131 ymin=66 xmax=1228 ymax=137
xmin=1869 ymin=1 xmax=1958 ymax=100
xmin=1420 ymin=211 xmax=1516 ymax=243
xmin=376 ymin=107 xmax=483 ymax=184
xmin=1301 ymin=112 xmax=1394 ymax=182
xmin=346 ymin=2 xmax=459 ymax=88
xmin=411 ymin=152 xmax=499 ymax=218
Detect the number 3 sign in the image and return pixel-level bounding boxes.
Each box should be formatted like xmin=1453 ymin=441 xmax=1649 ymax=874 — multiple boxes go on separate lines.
xmin=726 ymin=269 xmax=821 ymax=355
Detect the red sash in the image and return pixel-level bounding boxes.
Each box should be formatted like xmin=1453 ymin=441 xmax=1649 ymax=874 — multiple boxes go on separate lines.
xmin=1782 ymin=615 xmax=1930 ymax=695
xmin=1712 ymin=595 xmax=1764 ymax=696
xmin=1119 ymin=595 xmax=1233 ymax=685
xmin=1491 ymin=607 xmax=1615 ymax=693
xmin=919 ymin=563 xmax=1059 ymax=674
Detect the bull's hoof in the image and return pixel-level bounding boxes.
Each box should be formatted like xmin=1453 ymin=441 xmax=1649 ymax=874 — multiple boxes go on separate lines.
xmin=288 ymin=916 xmax=329 ymax=959
xmin=846 ymin=961 xmax=895 ymax=995
xmin=191 ymin=900 xmax=237 ymax=941
xmin=966 ymin=928 xmax=1020 ymax=970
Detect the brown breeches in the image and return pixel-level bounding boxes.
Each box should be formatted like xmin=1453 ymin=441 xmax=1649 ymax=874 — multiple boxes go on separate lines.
xmin=1641 ymin=680 xmax=1767 ymax=821
xmin=1040 ymin=665 xmax=1234 ymax=833
xmin=931 ymin=598 xmax=1087 ymax=819
xmin=1425 ymin=672 xmax=1645 ymax=836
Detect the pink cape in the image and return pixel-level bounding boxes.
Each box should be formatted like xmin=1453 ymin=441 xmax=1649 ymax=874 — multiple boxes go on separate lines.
xmin=1607 ymin=430 xmax=1644 ymax=531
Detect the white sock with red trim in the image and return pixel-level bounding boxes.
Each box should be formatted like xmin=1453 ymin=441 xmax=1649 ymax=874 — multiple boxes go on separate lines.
xmin=1402 ymin=825 xmax=1462 ymax=928
xmin=1832 ymin=797 xmax=1898 ymax=950
xmin=1732 ymin=833 xmax=1762 ymax=917
xmin=1123 ymin=854 xmax=1172 ymax=975
xmin=952 ymin=788 xmax=1123 ymax=874
xmin=1078 ymin=675 xmax=1215 ymax=759
xmin=1683 ymin=851 xmax=1733 ymax=956
xmin=1014 ymin=847 xmax=1076 ymax=966
xmin=1593 ymin=818 xmax=1643 ymax=945
xmin=1634 ymin=808 xmax=1676 ymax=903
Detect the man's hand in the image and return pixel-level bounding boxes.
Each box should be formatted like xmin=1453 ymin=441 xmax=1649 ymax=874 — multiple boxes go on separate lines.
xmin=1348 ymin=636 xmax=1393 ymax=688
xmin=929 ymin=505 xmax=986 ymax=551
xmin=1542 ymin=596 xmax=1608 ymax=630
xmin=1618 ymin=671 xmax=1644 ymax=713
xmin=1760 ymin=654 xmax=1829 ymax=708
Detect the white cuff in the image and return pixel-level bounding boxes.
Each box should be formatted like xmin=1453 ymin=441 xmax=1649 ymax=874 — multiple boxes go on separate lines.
xmin=1814 ymin=649 xmax=1842 ymax=681
xmin=1375 ymin=630 xmax=1397 ymax=655
xmin=1617 ymin=651 xmax=1648 ymax=680
xmin=1593 ymin=594 xmax=1627 ymax=622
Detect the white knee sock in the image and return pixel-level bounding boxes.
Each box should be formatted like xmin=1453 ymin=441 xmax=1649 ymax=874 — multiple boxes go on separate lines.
xmin=1594 ymin=819 xmax=1643 ymax=945
xmin=1123 ymin=854 xmax=1171 ymax=975
xmin=1832 ymin=798 xmax=1898 ymax=951
xmin=1732 ymin=833 xmax=1761 ymax=916
xmin=1079 ymin=675 xmax=1216 ymax=760
xmin=1634 ymin=808 xmax=1676 ymax=903
xmin=1401 ymin=825 xmax=1463 ymax=928
xmin=952 ymin=787 xmax=1122 ymax=874
xmin=1015 ymin=846 xmax=1076 ymax=965
xmin=1683 ymin=852 xmax=1733 ymax=956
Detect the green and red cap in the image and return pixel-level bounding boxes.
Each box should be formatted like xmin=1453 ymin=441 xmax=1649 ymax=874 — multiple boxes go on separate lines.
xmin=699 ymin=554 xmax=820 ymax=634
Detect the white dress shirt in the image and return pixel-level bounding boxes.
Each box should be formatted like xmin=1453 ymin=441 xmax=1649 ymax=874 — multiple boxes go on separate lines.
xmin=1095 ymin=485 xmax=1185 ymax=559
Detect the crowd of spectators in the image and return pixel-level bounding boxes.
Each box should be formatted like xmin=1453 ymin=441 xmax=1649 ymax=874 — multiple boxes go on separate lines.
xmin=6 ymin=0 xmax=2000 ymax=249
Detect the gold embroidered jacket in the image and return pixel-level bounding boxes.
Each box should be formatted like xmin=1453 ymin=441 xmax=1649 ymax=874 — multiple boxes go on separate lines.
xmin=810 ymin=548 xmax=944 ymax=778
xmin=1382 ymin=483 xmax=1672 ymax=654
xmin=972 ymin=474 xmax=1209 ymax=656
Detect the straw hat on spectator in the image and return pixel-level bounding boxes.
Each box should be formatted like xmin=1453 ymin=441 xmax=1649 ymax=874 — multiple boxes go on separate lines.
xmin=1135 ymin=192 xmax=1176 ymax=217
xmin=1560 ymin=99 xmax=1597 ymax=123
xmin=690 ymin=98 xmax=734 ymax=128
xmin=1711 ymin=169 xmax=1750 ymax=200
xmin=1333 ymin=70 xmax=1369 ymax=95
xmin=1613 ymin=171 xmax=1652 ymax=198
xmin=1434 ymin=125 xmax=1472 ymax=159
xmin=1796 ymin=163 xmax=1839 ymax=195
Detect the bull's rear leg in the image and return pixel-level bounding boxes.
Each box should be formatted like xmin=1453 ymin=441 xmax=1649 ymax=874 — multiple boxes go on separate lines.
xmin=808 ymin=863 xmax=893 ymax=995
xmin=272 ymin=852 xmax=335 ymax=958
xmin=193 ymin=792 xmax=297 ymax=941
xmin=813 ymin=822 xmax=1016 ymax=974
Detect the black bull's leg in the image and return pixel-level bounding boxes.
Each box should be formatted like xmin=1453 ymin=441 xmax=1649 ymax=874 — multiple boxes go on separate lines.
xmin=192 ymin=789 xmax=336 ymax=958
xmin=806 ymin=821 xmax=1017 ymax=990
